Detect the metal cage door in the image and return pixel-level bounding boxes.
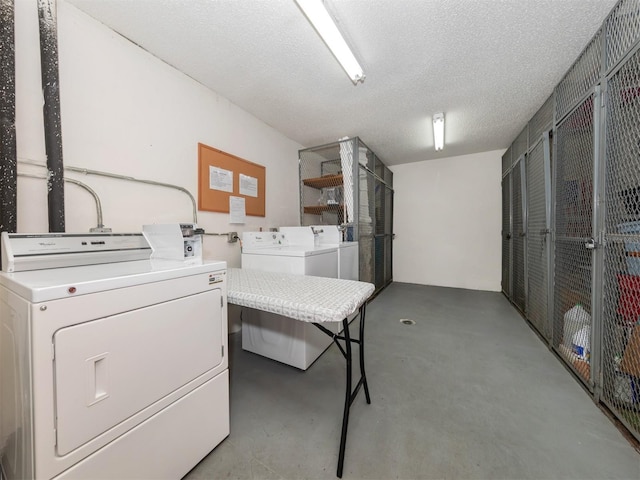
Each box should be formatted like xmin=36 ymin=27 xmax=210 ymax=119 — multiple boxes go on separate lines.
xmin=600 ymin=49 xmax=640 ymax=440
xmin=502 ymin=173 xmax=512 ymax=299
xmin=553 ymin=96 xmax=596 ymax=389
xmin=526 ymin=134 xmax=552 ymax=339
xmin=512 ymin=156 xmax=527 ymax=313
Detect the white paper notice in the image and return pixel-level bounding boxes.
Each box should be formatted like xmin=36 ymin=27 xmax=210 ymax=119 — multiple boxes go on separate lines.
xmin=209 ymin=166 xmax=233 ymax=192
xmin=142 ymin=224 xmax=184 ymax=261
xmin=229 ymin=196 xmax=246 ymax=224
xmin=239 ymin=173 xmax=258 ymax=197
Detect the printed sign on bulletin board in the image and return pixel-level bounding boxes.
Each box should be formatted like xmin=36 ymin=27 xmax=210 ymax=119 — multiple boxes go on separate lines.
xmin=198 ymin=143 xmax=266 ymax=217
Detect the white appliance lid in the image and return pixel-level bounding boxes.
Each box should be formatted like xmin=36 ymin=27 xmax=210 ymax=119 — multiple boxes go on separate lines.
xmin=1 ymin=232 xmax=152 ymax=272
xmin=0 ymin=259 xmax=227 ymax=303
xmin=337 ymin=242 xmax=359 ymax=249
xmin=241 ymin=244 xmax=337 ymax=257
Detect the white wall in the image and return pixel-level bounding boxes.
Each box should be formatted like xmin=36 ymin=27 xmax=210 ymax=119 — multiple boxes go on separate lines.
xmin=15 ymin=0 xmax=302 ymax=268
xmin=391 ymin=150 xmax=503 ymax=292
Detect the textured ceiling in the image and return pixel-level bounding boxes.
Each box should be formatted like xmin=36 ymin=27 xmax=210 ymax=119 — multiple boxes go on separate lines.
xmin=65 ymin=0 xmax=618 ymax=166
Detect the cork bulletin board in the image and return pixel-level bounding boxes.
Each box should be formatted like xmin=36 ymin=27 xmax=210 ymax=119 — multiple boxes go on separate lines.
xmin=197 ymin=143 xmax=266 ymax=216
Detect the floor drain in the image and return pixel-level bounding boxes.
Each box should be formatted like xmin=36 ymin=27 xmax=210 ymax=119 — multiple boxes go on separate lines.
xmin=399 ymin=318 xmax=416 ymax=326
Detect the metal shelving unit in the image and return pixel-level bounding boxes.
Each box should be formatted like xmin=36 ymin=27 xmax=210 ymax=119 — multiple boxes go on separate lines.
xmin=299 ymin=137 xmax=393 ymax=292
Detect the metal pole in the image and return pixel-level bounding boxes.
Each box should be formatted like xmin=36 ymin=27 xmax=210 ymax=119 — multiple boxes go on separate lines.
xmin=38 ymin=0 xmax=65 ymax=232
xmin=543 ymin=129 xmax=553 ymax=341
xmin=0 ymin=0 xmax=17 ymax=234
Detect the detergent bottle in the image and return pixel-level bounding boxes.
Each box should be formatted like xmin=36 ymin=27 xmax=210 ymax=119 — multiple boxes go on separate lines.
xmin=572 ymin=325 xmax=591 ymax=361
xmin=563 ymin=303 xmax=591 ymax=348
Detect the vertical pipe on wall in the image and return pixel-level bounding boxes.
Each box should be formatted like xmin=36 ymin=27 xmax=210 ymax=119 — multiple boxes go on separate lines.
xmin=0 ymin=0 xmax=18 ymax=234
xmin=38 ymin=0 xmax=65 ymax=232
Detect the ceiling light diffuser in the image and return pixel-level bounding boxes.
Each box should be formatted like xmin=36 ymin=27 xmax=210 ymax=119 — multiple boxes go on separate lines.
xmin=295 ymin=0 xmax=365 ymax=84
xmin=433 ymin=113 xmax=445 ymax=151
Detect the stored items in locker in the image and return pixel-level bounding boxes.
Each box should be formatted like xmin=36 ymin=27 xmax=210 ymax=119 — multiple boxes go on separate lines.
xmin=620 ymin=326 xmax=640 ymax=378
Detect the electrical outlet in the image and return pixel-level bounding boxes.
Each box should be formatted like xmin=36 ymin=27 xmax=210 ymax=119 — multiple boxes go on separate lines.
xmin=227 ymin=232 xmax=238 ymax=243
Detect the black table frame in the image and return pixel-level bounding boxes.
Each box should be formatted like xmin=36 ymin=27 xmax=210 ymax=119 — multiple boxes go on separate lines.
xmin=313 ymin=302 xmax=371 ymax=478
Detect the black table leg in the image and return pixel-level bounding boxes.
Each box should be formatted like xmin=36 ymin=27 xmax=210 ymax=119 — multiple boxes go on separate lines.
xmin=314 ymin=302 xmax=370 ymax=478
xmin=359 ymin=302 xmax=371 ymax=405
xmin=337 ymin=317 xmax=352 ymax=478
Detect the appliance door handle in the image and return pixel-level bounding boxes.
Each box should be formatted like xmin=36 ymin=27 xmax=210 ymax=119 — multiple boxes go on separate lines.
xmin=86 ymin=353 xmax=110 ymax=406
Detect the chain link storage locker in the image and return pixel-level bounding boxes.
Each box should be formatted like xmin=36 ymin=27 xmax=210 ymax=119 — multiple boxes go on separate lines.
xmin=555 ymin=30 xmax=603 ymax=122
xmin=512 ymin=156 xmax=526 ymax=313
xmin=502 ymin=146 xmax=512 ymax=177
xmin=551 ymin=21 xmax=602 ymax=391
xmin=299 ymin=138 xmax=393 ymax=292
xmin=499 ymin=0 xmax=640 ymax=444
xmin=374 ymin=156 xmax=393 ymax=290
xmin=553 ymin=96 xmax=596 ymax=388
xmin=513 ymin=125 xmax=529 ymax=162
xmin=509 ymin=123 xmax=529 ymax=315
xmin=359 ymin=150 xmax=376 ymax=288
xmin=502 ymin=167 xmax=513 ymax=300
xmin=526 ymin=136 xmax=552 ymax=340
xmin=527 ymin=96 xmax=554 ymax=339
xmin=601 ymin=45 xmax=640 ymax=437
xmin=605 ymin=0 xmax=640 ymax=74
xmin=528 ymin=96 xmax=554 ymax=149
xmin=383 ymin=165 xmax=393 ymax=289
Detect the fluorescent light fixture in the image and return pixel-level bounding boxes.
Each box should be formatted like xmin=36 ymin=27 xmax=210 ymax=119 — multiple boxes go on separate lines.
xmin=295 ymin=0 xmax=365 ymax=84
xmin=433 ymin=113 xmax=445 ymax=151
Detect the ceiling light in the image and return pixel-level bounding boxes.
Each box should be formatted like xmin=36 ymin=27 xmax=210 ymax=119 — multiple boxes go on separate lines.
xmin=294 ymin=0 xmax=365 ymax=84
xmin=433 ymin=113 xmax=445 ymax=151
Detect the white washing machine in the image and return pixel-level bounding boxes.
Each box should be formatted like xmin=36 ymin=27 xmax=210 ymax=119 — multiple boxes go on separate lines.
xmin=240 ymin=231 xmax=338 ymax=369
xmin=278 ymin=226 xmax=359 ymax=280
xmin=308 ymin=225 xmax=359 ymax=281
xmin=0 ymin=233 xmax=229 ymax=480
xmin=303 ymin=226 xmax=360 ymax=327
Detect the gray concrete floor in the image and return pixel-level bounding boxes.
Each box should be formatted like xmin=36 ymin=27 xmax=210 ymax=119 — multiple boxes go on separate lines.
xmin=185 ymin=282 xmax=640 ymax=479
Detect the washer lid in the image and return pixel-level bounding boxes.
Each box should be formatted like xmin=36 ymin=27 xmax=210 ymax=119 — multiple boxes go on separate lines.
xmin=315 ymin=241 xmax=359 ymax=250
xmin=241 ymin=244 xmax=337 ymax=257
xmin=0 ymin=259 xmax=226 ymax=303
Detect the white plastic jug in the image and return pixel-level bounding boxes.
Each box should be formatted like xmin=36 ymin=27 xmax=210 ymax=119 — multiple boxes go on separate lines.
xmin=571 ymin=325 xmax=591 ymax=361
xmin=563 ymin=304 xmax=591 ymax=347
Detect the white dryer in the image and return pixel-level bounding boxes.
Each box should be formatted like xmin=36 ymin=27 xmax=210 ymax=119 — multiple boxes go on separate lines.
xmin=240 ymin=231 xmax=338 ymax=369
xmin=0 ymin=233 xmax=229 ymax=480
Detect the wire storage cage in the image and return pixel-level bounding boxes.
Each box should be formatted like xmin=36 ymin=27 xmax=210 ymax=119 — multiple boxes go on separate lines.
xmin=502 ymin=172 xmax=512 ymax=299
xmin=512 ymin=157 xmax=526 ymax=313
xmin=500 ymin=0 xmax=640 ymax=444
xmin=526 ymin=137 xmax=551 ymax=340
xmin=299 ymin=137 xmax=393 ymax=291
xmin=553 ymin=96 xmax=596 ymax=388
xmin=602 ymin=45 xmax=640 ymax=435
